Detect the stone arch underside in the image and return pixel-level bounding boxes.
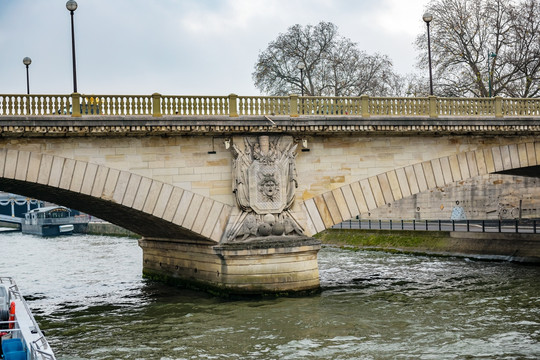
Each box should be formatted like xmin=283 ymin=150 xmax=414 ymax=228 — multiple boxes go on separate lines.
xmin=302 ymin=141 xmax=540 ymax=236
xmin=0 ymin=149 xmax=232 ymax=243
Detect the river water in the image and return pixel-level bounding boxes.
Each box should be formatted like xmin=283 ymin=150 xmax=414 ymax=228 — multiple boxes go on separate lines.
xmin=1 ymin=232 xmax=539 ymax=359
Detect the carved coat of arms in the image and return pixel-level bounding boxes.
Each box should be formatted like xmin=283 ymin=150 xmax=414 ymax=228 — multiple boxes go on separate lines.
xmin=227 ymin=135 xmax=303 ymax=241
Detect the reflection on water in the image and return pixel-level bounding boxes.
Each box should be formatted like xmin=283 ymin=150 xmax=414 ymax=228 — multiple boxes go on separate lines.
xmin=1 ymin=232 xmax=540 ymax=359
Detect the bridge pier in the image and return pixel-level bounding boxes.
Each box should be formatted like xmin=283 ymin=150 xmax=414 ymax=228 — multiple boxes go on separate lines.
xmin=139 ymin=237 xmax=321 ymax=296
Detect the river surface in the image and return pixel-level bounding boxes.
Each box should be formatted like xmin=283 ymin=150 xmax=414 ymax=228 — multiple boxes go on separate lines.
xmin=1 ymin=232 xmax=540 ymax=359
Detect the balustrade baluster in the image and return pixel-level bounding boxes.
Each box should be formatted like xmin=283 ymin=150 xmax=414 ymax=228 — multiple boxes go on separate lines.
xmin=121 ymin=97 xmax=127 ymax=115
xmin=37 ymin=96 xmax=43 ymax=115
xmin=197 ymin=97 xmax=202 ymax=115
xmin=247 ymin=97 xmax=253 ymax=116
xmin=114 ymin=97 xmax=120 ymax=115
xmin=161 ymin=97 xmax=167 ymax=115
xmin=210 ymin=98 xmax=215 ymax=115
xmin=130 ymin=96 xmax=136 ymax=115
xmin=166 ymin=97 xmax=172 ymax=115
xmin=183 ymin=98 xmax=189 ymax=115
xmin=134 ymin=97 xmax=140 ymax=115
xmin=11 ymin=96 xmax=17 ymax=115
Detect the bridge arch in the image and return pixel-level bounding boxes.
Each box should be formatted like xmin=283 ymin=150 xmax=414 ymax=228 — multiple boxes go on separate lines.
xmin=0 ymin=149 xmax=232 ymax=243
xmin=302 ymin=141 xmax=540 ymax=235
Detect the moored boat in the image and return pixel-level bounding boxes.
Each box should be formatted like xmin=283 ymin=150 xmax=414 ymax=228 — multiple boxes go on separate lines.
xmin=0 ymin=277 xmax=55 ymax=360
xmin=21 ymin=206 xmax=90 ymax=237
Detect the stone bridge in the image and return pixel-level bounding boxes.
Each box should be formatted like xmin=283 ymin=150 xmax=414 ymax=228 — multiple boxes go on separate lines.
xmin=1 ymin=93 xmax=539 ymax=295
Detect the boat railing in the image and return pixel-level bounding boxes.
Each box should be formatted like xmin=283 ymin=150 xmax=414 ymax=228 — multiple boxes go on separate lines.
xmin=0 ymin=321 xmax=21 ymax=333
xmin=0 ymin=325 xmax=54 ymax=360
xmin=32 ymin=338 xmax=56 ymax=360
xmin=34 ymin=215 xmax=91 ymax=225
xmin=0 ymin=277 xmax=55 ymax=360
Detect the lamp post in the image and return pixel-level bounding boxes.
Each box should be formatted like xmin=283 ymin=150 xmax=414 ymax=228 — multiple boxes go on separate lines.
xmin=423 ymin=12 xmax=434 ymax=96
xmin=297 ymin=63 xmax=305 ymax=114
xmin=22 ymin=57 xmax=31 ymax=95
xmin=66 ymin=0 xmax=78 ymax=93
xmin=297 ymin=63 xmax=305 ymax=97
xmin=488 ymin=51 xmax=497 ymax=97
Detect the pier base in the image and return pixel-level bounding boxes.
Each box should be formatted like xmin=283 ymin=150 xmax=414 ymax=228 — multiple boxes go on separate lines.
xmin=139 ymin=236 xmax=321 ymax=296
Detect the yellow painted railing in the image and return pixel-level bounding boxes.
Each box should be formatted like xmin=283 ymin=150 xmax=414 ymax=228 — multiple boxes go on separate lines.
xmin=2 ymin=93 xmax=540 ymax=118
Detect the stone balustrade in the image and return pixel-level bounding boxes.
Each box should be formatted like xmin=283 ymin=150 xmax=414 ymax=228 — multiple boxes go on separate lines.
xmin=2 ymin=93 xmax=540 ymax=118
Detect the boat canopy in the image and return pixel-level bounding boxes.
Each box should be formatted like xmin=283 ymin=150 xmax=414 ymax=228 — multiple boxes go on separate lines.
xmin=25 ymin=206 xmax=71 ymax=219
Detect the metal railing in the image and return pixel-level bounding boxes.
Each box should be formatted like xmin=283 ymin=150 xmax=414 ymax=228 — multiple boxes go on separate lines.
xmin=2 ymin=93 xmax=540 ymax=118
xmin=0 ymin=277 xmax=55 ymax=360
xmin=332 ymin=219 xmax=539 ymax=234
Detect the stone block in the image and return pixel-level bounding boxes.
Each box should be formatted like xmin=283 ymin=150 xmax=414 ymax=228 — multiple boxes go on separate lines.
xmin=500 ymin=145 xmax=512 ymax=169
xmin=152 ymin=183 xmax=174 ymax=218
xmin=491 ymin=147 xmax=504 ymax=172
xmin=386 ymin=170 xmax=403 ymax=201
xmin=132 ymin=177 xmax=152 ymax=210
xmin=0 ymin=149 xmax=6 ymax=178
xmin=143 ymin=181 xmax=163 ymax=214
xmin=394 ymin=167 xmax=411 ymax=198
xmin=359 ymin=178 xmax=377 ymax=210
xmin=101 ymin=168 xmax=120 ymax=201
xmin=122 ymin=174 xmax=142 ymax=207
xmin=191 ymin=197 xmax=214 ymax=234
xmin=48 ymin=156 xmax=65 ymax=187
xmin=37 ymin=154 xmax=53 ymax=185
xmin=421 ymin=162 xmax=436 ymax=189
xmin=322 ymin=192 xmax=343 ymax=224
xmin=112 ymin=171 xmax=131 ymax=204
xmin=210 ymin=204 xmax=232 ymax=242
xmin=200 ymin=201 xmax=224 ymax=238
xmin=59 ymin=158 xmax=76 ymax=190
xmin=404 ymin=166 xmax=419 ymax=194
xmin=14 ymin=151 xmax=30 ymax=181
xmin=172 ymin=191 xmax=194 ymax=226
xmin=313 ymin=195 xmax=333 ymax=228
xmin=438 ymin=157 xmax=452 ymax=184
xmin=340 ymin=185 xmax=360 ymax=218
xmin=4 ymin=150 xmax=18 ymax=179
xmin=80 ymin=163 xmax=98 ymax=195
xmin=526 ymin=142 xmax=537 ymax=166
xmin=448 ymin=155 xmax=462 ymax=182
xmin=332 ymin=188 xmax=351 ymax=221
xmin=304 ymin=198 xmax=325 ymax=233
xmin=457 ymin=153 xmax=470 ymax=180
xmin=518 ymin=143 xmax=529 ymax=167
xmin=474 ymin=150 xmax=487 ymax=176
xmin=26 ymin=153 xmax=42 ymax=183
xmin=483 ymin=148 xmax=495 ymax=173
xmin=413 ymin=163 xmax=428 ymax=193
xmin=508 ymin=144 xmax=520 ymax=169
xmin=368 ymin=176 xmax=386 ymax=207
xmin=162 ymin=187 xmax=184 ymax=222
xmin=70 ymin=161 xmax=87 ymax=193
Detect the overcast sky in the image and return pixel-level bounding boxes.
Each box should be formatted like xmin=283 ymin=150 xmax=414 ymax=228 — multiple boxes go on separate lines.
xmin=0 ymin=0 xmax=430 ymax=96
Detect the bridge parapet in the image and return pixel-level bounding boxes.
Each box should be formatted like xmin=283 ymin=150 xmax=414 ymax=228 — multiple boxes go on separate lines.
xmin=3 ymin=93 xmax=540 ymax=118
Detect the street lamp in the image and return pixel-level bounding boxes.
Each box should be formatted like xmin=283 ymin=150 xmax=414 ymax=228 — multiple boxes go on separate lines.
xmin=66 ymin=0 xmax=78 ymax=93
xmin=22 ymin=57 xmax=32 ymax=95
xmin=297 ymin=63 xmax=305 ymax=97
xmin=423 ymin=12 xmax=434 ymax=96
xmin=488 ymin=51 xmax=497 ymax=97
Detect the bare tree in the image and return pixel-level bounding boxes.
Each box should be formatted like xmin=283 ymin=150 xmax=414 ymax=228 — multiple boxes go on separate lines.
xmin=504 ymin=0 xmax=540 ymax=97
xmin=416 ymin=0 xmax=540 ymax=97
xmin=253 ymin=22 xmax=399 ymax=97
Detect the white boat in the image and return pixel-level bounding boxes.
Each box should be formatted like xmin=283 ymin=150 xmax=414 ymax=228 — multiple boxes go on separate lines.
xmin=21 ymin=206 xmax=90 ymax=237
xmin=0 ymin=277 xmax=56 ymax=360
